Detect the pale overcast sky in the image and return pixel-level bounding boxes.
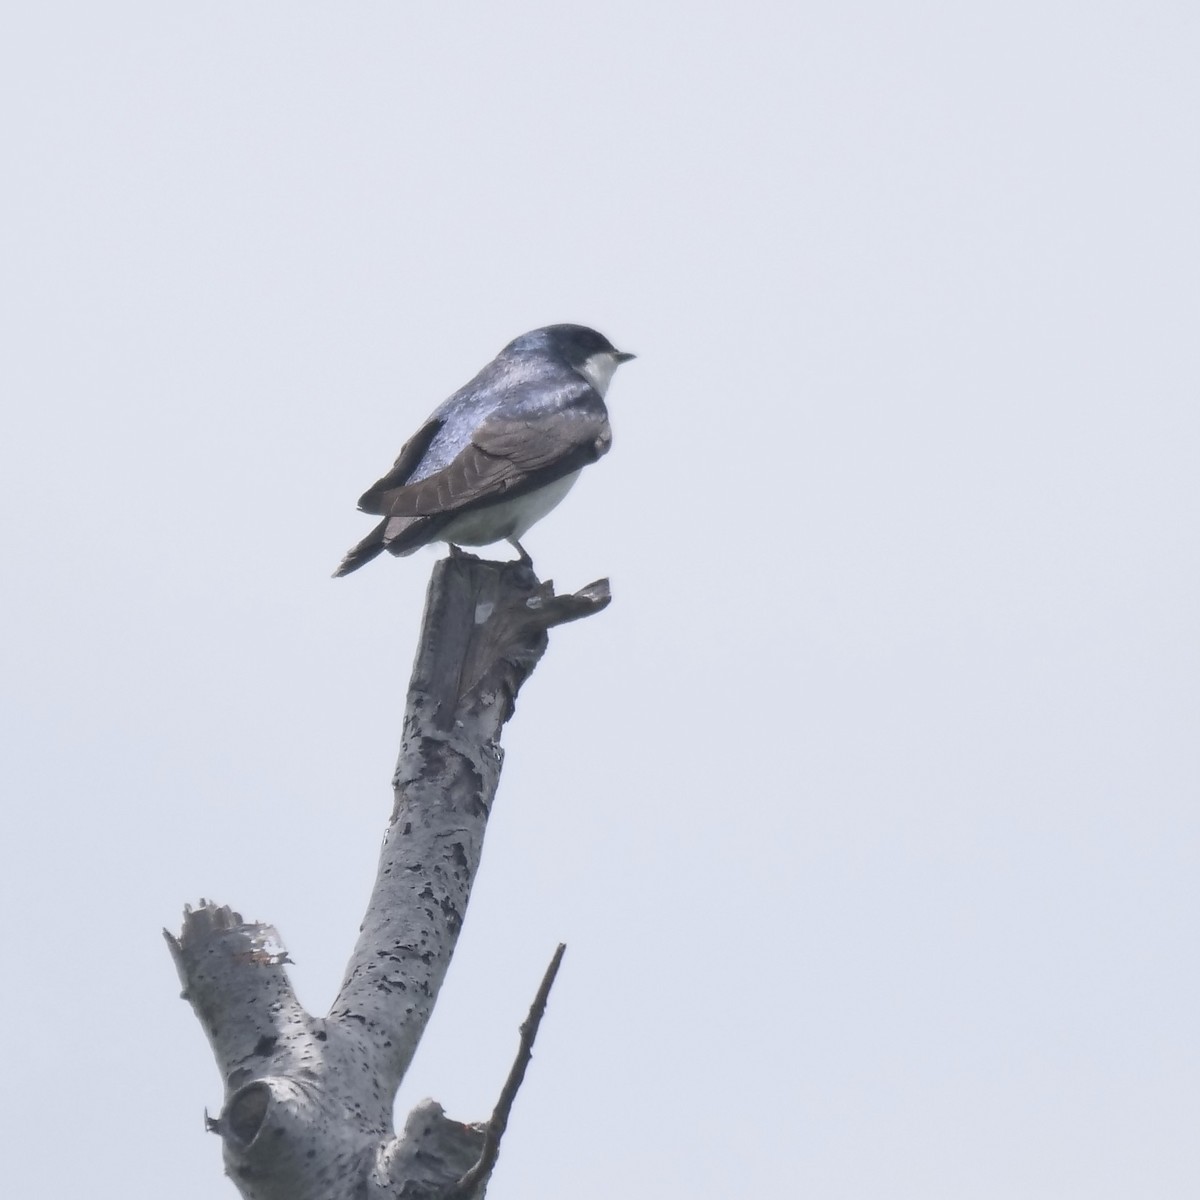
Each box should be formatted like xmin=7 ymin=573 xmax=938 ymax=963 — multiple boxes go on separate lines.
xmin=2 ymin=3 xmax=1198 ymax=1197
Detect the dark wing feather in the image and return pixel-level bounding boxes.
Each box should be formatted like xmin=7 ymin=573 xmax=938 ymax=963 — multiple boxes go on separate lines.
xmin=357 ymin=417 xmax=444 ymax=513
xmin=372 ymin=404 xmax=611 ymax=520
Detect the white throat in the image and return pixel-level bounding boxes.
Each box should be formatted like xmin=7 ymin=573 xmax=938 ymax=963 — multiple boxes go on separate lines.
xmin=578 ymin=351 xmax=621 ymax=398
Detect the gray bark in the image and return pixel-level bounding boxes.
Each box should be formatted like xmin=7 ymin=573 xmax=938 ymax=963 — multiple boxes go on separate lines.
xmin=166 ymin=554 xmax=609 ymax=1199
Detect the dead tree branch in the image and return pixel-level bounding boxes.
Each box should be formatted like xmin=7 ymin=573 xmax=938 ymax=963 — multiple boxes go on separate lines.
xmin=167 ymin=555 xmax=609 ymax=1199
xmin=451 ymin=943 xmax=568 ymax=1197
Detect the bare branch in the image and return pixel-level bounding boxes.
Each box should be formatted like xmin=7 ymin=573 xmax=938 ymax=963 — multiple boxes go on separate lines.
xmin=164 ymin=902 xmax=313 ymax=1090
xmin=169 ymin=556 xmax=605 ymax=1199
xmin=451 ymin=943 xmax=568 ymax=1198
xmin=329 ymin=557 xmax=604 ymax=1103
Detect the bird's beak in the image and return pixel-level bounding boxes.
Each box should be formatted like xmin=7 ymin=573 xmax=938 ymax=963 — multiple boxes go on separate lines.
xmin=614 ymin=351 xmax=637 ymax=364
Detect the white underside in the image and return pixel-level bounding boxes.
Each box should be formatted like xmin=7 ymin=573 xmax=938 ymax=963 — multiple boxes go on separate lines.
xmin=437 ymin=470 xmax=582 ymax=547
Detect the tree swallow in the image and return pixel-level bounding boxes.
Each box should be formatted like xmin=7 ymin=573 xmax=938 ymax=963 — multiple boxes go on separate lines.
xmin=334 ymin=324 xmax=634 ymax=576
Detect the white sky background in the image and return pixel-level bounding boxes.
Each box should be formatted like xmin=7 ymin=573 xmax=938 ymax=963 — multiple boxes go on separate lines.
xmin=2 ymin=2 xmax=1198 ymax=1196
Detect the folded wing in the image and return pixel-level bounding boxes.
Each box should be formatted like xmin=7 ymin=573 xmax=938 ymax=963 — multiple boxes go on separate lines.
xmin=359 ymin=399 xmax=611 ymax=520
xmin=356 ymin=417 xmax=444 ymax=512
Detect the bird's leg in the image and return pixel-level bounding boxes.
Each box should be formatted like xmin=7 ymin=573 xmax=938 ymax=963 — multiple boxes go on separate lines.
xmin=448 ymin=543 xmax=466 ymax=558
xmin=509 ymin=538 xmax=533 ymax=567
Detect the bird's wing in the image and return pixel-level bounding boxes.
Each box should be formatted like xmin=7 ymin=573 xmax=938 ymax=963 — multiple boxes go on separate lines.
xmin=368 ymin=398 xmax=610 ymax=519
xmin=356 ymin=417 xmax=444 ymax=512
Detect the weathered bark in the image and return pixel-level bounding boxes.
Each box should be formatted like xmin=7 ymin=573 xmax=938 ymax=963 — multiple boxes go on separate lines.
xmin=166 ymin=555 xmax=609 ymax=1199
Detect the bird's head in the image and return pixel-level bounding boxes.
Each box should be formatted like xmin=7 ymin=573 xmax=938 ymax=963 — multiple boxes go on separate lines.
xmin=504 ymin=324 xmax=635 ymax=398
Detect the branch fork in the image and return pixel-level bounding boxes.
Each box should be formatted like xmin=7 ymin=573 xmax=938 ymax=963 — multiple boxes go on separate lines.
xmin=167 ymin=555 xmax=608 ymax=1199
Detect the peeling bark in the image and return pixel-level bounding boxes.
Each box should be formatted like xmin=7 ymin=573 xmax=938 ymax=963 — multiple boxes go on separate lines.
xmin=167 ymin=555 xmax=609 ymax=1199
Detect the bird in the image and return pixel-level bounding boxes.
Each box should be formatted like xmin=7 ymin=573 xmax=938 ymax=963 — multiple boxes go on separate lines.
xmin=333 ymin=324 xmax=635 ymax=576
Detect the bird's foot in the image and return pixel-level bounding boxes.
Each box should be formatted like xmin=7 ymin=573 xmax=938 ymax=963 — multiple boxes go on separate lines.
xmin=509 ymin=538 xmax=534 ymax=568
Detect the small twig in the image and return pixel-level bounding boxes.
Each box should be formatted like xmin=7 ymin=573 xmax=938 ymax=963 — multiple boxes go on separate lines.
xmin=450 ymin=943 xmax=567 ymax=1197
xmin=525 ymin=578 xmax=612 ymax=629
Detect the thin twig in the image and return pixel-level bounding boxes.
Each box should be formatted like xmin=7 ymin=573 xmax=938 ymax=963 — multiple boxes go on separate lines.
xmin=450 ymin=943 xmax=568 ymax=1197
